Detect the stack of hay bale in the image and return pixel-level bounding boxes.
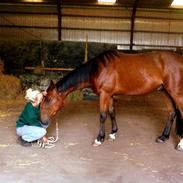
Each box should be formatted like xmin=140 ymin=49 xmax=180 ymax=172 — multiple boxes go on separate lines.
xmin=0 ymin=59 xmax=22 ymax=99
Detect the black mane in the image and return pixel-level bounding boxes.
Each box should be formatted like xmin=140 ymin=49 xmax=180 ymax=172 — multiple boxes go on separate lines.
xmin=56 ymin=49 xmax=119 ymax=92
xmin=56 ymin=60 xmax=93 ymax=92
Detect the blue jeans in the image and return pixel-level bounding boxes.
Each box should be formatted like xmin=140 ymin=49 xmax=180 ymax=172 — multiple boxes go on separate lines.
xmin=16 ymin=125 xmax=46 ymax=142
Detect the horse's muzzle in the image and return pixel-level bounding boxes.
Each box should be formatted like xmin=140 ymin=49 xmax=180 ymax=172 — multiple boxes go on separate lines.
xmin=40 ymin=120 xmax=50 ymax=128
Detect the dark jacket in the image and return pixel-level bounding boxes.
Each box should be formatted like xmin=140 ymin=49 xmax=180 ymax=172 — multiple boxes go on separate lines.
xmin=16 ymin=102 xmax=42 ymax=128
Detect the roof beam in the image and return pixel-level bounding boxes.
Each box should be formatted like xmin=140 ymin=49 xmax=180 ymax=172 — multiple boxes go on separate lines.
xmin=130 ymin=0 xmax=140 ymax=51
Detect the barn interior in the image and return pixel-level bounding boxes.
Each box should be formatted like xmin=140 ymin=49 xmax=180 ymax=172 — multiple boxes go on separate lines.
xmin=0 ymin=1 xmax=183 ymax=183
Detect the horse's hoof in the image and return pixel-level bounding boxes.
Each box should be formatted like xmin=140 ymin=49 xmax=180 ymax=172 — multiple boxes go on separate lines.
xmin=156 ymin=138 xmax=165 ymax=143
xmin=175 ymin=145 xmax=183 ymax=151
xmin=92 ymin=139 xmax=102 ymax=147
xmin=108 ymin=133 xmax=116 ymax=141
xmin=156 ymin=136 xmax=168 ymax=143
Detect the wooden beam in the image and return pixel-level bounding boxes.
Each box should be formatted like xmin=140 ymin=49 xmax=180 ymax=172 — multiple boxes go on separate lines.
xmin=130 ymin=0 xmax=140 ymax=51
xmin=25 ymin=67 xmax=73 ymax=71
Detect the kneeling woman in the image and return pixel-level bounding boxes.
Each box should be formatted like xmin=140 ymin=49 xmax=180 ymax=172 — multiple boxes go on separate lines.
xmin=16 ymin=88 xmax=47 ymax=146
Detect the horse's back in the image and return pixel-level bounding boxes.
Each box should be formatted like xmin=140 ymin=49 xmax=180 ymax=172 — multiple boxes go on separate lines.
xmin=91 ymin=50 xmax=183 ymax=96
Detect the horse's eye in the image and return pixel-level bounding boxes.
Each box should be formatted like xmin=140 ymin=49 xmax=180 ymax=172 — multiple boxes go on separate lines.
xmin=44 ymin=97 xmax=57 ymax=105
xmin=44 ymin=97 xmax=51 ymax=104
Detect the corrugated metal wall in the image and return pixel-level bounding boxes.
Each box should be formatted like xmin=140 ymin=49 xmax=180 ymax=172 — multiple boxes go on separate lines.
xmin=0 ymin=4 xmax=183 ymax=50
xmin=61 ymin=6 xmax=131 ymax=47
xmin=0 ymin=14 xmax=58 ymax=40
xmin=0 ymin=4 xmax=58 ymax=40
xmin=134 ymin=9 xmax=183 ymax=50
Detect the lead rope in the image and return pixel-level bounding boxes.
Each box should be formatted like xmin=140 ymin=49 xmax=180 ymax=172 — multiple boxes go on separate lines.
xmin=37 ymin=119 xmax=59 ymax=149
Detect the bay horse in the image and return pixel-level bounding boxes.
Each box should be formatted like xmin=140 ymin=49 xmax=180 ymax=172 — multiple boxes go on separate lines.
xmin=40 ymin=50 xmax=183 ymax=150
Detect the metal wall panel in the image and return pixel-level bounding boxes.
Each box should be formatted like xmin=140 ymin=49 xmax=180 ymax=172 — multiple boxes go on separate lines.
xmin=0 ymin=4 xmax=57 ymax=14
xmin=0 ymin=27 xmax=58 ymax=40
xmin=62 ymin=16 xmax=130 ymax=30
xmin=170 ymin=20 xmax=183 ymax=32
xmin=62 ymin=6 xmax=132 ymax=18
xmin=136 ymin=9 xmax=183 ymax=19
xmin=131 ymin=9 xmax=183 ymax=50
xmin=62 ymin=29 xmax=130 ymax=44
xmin=134 ymin=32 xmax=183 ymax=47
xmin=0 ymin=14 xmax=57 ymax=27
xmin=0 ymin=5 xmax=183 ymax=50
xmin=135 ymin=18 xmax=183 ymax=33
xmin=135 ymin=19 xmax=171 ymax=32
xmin=61 ymin=6 xmax=131 ymax=45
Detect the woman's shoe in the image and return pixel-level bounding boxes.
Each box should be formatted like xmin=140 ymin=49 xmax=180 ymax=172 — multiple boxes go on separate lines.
xmin=18 ymin=137 xmax=32 ymax=147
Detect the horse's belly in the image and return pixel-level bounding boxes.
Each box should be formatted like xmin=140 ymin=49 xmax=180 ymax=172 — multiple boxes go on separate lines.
xmin=115 ymin=77 xmax=162 ymax=95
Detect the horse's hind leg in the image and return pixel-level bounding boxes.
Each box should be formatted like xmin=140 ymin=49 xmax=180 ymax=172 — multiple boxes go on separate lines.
xmin=108 ymin=97 xmax=118 ymax=141
xmin=175 ymin=108 xmax=183 ymax=150
xmin=156 ymin=89 xmax=176 ymax=143
xmin=171 ymin=98 xmax=183 ymax=151
xmin=156 ymin=111 xmax=176 ymax=143
xmin=161 ymin=87 xmax=183 ymax=150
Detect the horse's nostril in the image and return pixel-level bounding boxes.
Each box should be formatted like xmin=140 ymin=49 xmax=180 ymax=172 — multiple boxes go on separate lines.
xmin=41 ymin=120 xmax=50 ymax=128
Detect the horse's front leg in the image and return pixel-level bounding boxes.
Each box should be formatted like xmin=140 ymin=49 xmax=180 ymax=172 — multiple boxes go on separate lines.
xmin=93 ymin=92 xmax=109 ymax=147
xmin=108 ymin=97 xmax=118 ymax=141
xmin=93 ymin=112 xmax=107 ymax=146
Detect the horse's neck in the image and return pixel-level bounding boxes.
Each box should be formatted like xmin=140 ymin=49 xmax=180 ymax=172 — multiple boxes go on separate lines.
xmin=56 ymin=65 xmax=91 ymax=98
xmin=61 ymin=82 xmax=90 ymax=98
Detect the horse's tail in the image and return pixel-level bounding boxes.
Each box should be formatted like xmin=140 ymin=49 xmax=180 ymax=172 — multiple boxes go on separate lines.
xmin=175 ymin=108 xmax=183 ymax=137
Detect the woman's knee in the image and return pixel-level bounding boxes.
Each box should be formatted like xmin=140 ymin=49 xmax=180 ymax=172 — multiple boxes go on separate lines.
xmin=40 ymin=128 xmax=47 ymax=136
xmin=29 ymin=127 xmax=46 ymax=141
xmin=16 ymin=127 xmax=23 ymax=136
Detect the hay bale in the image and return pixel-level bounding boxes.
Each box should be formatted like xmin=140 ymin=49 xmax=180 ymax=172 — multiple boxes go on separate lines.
xmin=67 ymin=90 xmax=83 ymax=101
xmin=0 ymin=74 xmax=22 ymax=99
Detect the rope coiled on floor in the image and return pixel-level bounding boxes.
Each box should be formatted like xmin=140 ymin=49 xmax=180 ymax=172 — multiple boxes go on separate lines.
xmin=37 ymin=119 xmax=59 ymax=149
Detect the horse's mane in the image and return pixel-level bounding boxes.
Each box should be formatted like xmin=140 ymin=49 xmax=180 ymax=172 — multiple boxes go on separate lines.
xmin=56 ymin=49 xmax=119 ymax=92
xmin=56 ymin=60 xmax=93 ymax=92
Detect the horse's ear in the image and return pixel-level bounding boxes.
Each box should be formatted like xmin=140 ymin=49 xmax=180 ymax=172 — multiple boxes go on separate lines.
xmin=47 ymin=80 xmax=55 ymax=92
xmin=42 ymin=91 xmax=47 ymax=96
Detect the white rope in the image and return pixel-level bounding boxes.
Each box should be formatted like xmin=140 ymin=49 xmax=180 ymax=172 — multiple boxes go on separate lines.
xmin=37 ymin=119 xmax=59 ymax=149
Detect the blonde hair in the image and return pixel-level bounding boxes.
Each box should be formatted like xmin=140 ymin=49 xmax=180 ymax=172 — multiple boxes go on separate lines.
xmin=25 ymin=88 xmax=43 ymax=104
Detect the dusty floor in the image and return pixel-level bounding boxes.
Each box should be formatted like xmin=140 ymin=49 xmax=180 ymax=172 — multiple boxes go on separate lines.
xmin=0 ymin=91 xmax=183 ymax=183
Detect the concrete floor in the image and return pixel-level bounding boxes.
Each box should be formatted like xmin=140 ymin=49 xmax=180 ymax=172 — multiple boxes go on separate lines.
xmin=0 ymin=91 xmax=183 ymax=183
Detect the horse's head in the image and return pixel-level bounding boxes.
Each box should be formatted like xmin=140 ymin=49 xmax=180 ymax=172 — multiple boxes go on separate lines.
xmin=40 ymin=80 xmax=65 ymax=128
